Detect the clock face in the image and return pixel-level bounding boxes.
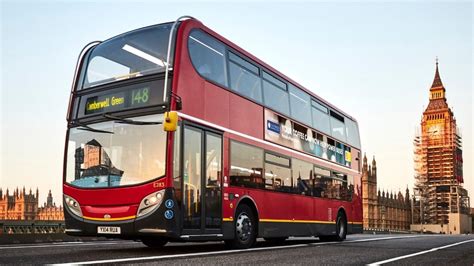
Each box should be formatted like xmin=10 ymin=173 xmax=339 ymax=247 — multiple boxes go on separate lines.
xmin=428 ymin=124 xmax=442 ymax=136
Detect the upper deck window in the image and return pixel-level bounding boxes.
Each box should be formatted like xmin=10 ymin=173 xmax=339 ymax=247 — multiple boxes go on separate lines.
xmin=188 ymin=30 xmax=227 ymax=87
xmin=228 ymin=52 xmax=262 ymax=103
xmin=82 ymin=23 xmax=173 ymax=89
xmin=345 ymin=119 xmax=361 ymax=148
xmin=311 ymin=100 xmax=330 ymax=135
xmin=330 ymin=110 xmax=346 ymax=142
xmin=289 ymin=84 xmax=311 ymax=126
xmin=262 ymin=71 xmax=290 ymax=116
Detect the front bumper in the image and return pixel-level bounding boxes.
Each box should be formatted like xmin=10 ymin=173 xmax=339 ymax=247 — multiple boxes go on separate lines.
xmin=64 ymin=188 xmax=181 ymax=240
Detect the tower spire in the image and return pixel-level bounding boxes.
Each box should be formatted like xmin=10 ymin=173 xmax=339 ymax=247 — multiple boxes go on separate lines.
xmin=430 ymin=57 xmax=444 ymax=90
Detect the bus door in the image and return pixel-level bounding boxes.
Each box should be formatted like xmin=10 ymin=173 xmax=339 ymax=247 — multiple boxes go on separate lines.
xmin=181 ymin=125 xmax=222 ymax=235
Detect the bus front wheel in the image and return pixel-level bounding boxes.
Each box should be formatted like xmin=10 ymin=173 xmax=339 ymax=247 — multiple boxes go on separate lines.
xmin=141 ymin=237 xmax=168 ymax=248
xmin=225 ymin=204 xmax=257 ymax=249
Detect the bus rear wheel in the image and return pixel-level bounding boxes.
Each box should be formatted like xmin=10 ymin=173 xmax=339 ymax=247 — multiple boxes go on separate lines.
xmin=141 ymin=237 xmax=168 ymax=248
xmin=319 ymin=212 xmax=347 ymax=242
xmin=225 ymin=204 xmax=257 ymax=249
xmin=334 ymin=213 xmax=347 ymax=241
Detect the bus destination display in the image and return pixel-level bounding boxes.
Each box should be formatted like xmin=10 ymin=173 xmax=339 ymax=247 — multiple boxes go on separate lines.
xmin=85 ymin=87 xmax=151 ymax=115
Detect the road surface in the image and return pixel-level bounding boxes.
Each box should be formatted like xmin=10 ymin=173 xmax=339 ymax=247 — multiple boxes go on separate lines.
xmin=0 ymin=234 xmax=472 ymax=265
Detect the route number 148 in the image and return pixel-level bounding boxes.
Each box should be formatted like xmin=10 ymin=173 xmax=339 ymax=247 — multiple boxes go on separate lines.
xmin=131 ymin=87 xmax=150 ymax=105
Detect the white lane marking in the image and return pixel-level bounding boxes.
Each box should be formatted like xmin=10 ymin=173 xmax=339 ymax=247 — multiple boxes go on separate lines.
xmin=0 ymin=241 xmax=138 ymax=250
xmin=54 ymin=235 xmax=425 ymax=265
xmin=367 ymin=239 xmax=474 ymax=265
xmin=343 ymin=235 xmax=421 ymax=243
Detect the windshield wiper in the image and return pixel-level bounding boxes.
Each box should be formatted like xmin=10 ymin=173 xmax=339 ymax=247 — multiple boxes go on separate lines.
xmin=72 ymin=121 xmax=114 ymax=134
xmin=103 ymin=114 xmax=162 ymax=125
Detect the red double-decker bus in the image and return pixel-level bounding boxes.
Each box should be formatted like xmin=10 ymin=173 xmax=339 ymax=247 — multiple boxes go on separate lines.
xmin=63 ymin=16 xmax=362 ymax=249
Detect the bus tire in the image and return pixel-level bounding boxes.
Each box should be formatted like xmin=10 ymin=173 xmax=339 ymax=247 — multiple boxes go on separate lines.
xmin=141 ymin=237 xmax=168 ymax=248
xmin=225 ymin=204 xmax=257 ymax=249
xmin=319 ymin=212 xmax=347 ymax=242
xmin=333 ymin=212 xmax=347 ymax=241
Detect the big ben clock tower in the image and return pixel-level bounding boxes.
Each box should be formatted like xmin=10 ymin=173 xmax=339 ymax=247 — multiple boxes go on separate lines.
xmin=413 ymin=59 xmax=471 ymax=234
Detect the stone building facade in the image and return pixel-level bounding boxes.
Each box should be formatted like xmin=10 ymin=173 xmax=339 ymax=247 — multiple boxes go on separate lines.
xmin=362 ymin=155 xmax=411 ymax=231
xmin=0 ymin=188 xmax=63 ymax=221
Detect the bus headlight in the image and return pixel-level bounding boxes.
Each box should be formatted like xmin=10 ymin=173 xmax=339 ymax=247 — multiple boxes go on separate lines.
xmin=64 ymin=195 xmax=83 ymax=218
xmin=137 ymin=190 xmax=165 ymax=218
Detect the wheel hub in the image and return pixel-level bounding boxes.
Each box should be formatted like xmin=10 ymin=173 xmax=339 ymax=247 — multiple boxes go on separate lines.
xmin=236 ymin=212 xmax=252 ymax=242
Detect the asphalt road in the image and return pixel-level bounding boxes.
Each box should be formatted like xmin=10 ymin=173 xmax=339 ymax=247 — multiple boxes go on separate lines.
xmin=0 ymin=234 xmax=473 ymax=265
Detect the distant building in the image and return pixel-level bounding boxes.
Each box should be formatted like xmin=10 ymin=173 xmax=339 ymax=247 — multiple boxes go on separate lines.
xmin=37 ymin=190 xmax=64 ymax=221
xmin=0 ymin=188 xmax=63 ymax=221
xmin=412 ymin=60 xmax=471 ymax=234
xmin=361 ymin=155 xmax=411 ymax=231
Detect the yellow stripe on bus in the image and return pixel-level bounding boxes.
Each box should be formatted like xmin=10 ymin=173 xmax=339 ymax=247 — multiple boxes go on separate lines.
xmin=83 ymin=215 xmax=136 ymax=221
xmin=259 ymin=219 xmax=336 ymax=224
xmin=223 ymin=217 xmax=361 ymax=225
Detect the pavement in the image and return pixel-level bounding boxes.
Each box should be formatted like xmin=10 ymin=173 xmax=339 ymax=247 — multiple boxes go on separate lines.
xmin=0 ymin=234 xmax=472 ymax=265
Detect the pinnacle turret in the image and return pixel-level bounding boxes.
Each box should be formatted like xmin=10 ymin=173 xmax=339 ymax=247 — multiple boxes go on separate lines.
xmin=363 ymin=153 xmax=368 ymax=171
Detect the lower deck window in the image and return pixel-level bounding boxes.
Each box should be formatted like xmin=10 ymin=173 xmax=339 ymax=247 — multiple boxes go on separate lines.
xmin=230 ymin=141 xmax=264 ymax=189
xmin=229 ymin=140 xmax=355 ymax=201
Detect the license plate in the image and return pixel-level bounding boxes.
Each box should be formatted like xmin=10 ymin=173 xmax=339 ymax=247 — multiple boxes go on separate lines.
xmin=97 ymin=226 xmax=121 ymax=234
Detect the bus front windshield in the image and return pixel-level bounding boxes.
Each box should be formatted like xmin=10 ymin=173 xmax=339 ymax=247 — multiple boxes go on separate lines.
xmin=82 ymin=23 xmax=172 ymax=89
xmin=65 ymin=114 xmax=166 ymax=188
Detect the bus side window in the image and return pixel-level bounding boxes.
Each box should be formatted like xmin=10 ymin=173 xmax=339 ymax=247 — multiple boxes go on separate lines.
xmin=264 ymin=163 xmax=291 ymax=193
xmin=188 ymin=30 xmax=228 ymax=87
xmin=228 ymin=52 xmax=262 ymax=103
xmin=292 ymin=159 xmax=312 ymax=196
xmin=229 ymin=141 xmax=264 ymax=189
xmin=313 ymin=166 xmax=331 ymax=198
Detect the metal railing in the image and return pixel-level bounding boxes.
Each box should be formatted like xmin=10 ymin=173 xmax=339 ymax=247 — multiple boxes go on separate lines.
xmin=0 ymin=220 xmax=65 ymax=234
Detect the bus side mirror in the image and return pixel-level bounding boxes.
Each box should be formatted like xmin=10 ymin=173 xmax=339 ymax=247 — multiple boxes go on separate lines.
xmin=163 ymin=111 xmax=178 ymax=132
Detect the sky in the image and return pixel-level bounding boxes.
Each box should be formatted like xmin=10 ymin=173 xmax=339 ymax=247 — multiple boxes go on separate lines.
xmin=0 ymin=1 xmax=472 ymax=205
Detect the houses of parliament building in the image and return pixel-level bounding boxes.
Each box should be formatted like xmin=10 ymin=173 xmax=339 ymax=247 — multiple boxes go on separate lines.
xmin=0 ymin=188 xmax=63 ymax=221
xmin=362 ymin=155 xmax=412 ymax=231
